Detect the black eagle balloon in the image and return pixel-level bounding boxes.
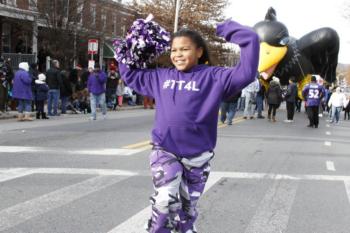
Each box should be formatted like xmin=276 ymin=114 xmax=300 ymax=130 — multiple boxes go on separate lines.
xmin=254 ymin=7 xmax=339 ymax=97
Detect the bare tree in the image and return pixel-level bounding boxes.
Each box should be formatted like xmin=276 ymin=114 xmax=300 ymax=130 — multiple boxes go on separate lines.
xmin=32 ymin=0 xmax=84 ymax=67
xmin=129 ymin=0 xmax=239 ymax=66
xmin=31 ymin=0 xmax=134 ymax=69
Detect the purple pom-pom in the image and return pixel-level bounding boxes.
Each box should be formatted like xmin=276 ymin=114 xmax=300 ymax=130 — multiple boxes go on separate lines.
xmin=113 ymin=14 xmax=171 ymax=69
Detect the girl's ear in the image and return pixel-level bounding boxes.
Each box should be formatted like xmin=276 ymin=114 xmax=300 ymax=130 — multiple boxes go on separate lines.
xmin=196 ymin=47 xmax=203 ymax=59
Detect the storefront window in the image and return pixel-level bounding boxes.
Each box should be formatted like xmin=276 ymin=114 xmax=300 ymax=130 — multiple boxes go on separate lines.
xmin=2 ymin=23 xmax=11 ymax=53
xmin=1 ymin=0 xmax=17 ymax=7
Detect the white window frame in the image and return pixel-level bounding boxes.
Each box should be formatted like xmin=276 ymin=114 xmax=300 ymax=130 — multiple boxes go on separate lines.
xmin=113 ymin=13 xmax=117 ymax=34
xmin=29 ymin=0 xmax=37 ymax=10
xmin=4 ymin=0 xmax=16 ymax=7
xmin=101 ymin=8 xmax=107 ymax=30
xmin=2 ymin=23 xmax=11 ymax=52
xmin=90 ymin=3 xmax=96 ymax=26
xmin=77 ymin=1 xmax=84 ymax=25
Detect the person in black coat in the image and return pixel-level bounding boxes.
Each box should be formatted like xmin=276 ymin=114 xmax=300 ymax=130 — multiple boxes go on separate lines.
xmin=266 ymin=77 xmax=283 ymax=122
xmin=29 ymin=63 xmax=39 ymax=111
xmin=344 ymin=96 xmax=350 ymax=120
xmin=34 ymin=74 xmax=49 ymax=119
xmin=106 ymin=67 xmax=119 ymax=109
xmin=284 ymin=77 xmax=298 ymax=122
xmin=60 ymin=70 xmax=73 ymax=114
xmin=46 ymin=60 xmax=62 ymax=116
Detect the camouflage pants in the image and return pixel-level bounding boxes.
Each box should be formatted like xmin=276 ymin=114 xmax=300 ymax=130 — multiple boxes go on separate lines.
xmin=147 ymin=148 xmax=213 ymax=233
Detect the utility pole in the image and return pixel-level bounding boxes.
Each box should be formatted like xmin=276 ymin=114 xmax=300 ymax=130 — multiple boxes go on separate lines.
xmin=174 ymin=0 xmax=180 ymax=33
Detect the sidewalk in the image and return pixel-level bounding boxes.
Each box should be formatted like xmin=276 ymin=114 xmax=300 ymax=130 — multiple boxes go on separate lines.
xmin=0 ymin=105 xmax=145 ymax=120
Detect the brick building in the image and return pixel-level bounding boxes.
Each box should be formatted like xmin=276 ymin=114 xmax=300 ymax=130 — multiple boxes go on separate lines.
xmin=0 ymin=0 xmax=137 ymax=70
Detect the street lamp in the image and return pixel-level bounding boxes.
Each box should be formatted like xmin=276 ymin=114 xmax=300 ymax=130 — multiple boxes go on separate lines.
xmin=174 ymin=0 xmax=180 ymax=33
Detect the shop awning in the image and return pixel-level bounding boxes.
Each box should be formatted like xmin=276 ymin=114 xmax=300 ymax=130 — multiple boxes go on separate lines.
xmin=103 ymin=42 xmax=115 ymax=58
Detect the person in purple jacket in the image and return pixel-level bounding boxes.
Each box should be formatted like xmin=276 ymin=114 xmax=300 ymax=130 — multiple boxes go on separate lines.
xmin=12 ymin=62 xmax=33 ymax=121
xmin=119 ymin=20 xmax=259 ymax=233
xmin=87 ymin=64 xmax=107 ymax=120
xmin=302 ymin=75 xmax=325 ymax=128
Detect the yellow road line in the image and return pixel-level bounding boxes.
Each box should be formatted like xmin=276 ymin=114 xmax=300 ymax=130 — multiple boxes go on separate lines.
xmin=233 ymin=119 xmax=245 ymax=124
xmin=218 ymin=124 xmax=226 ymax=129
xmin=123 ymin=140 xmax=151 ymax=149
xmin=218 ymin=116 xmax=246 ymax=128
xmin=136 ymin=145 xmax=152 ymax=151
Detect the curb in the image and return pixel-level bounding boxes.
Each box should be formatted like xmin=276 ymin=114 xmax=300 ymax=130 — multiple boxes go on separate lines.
xmin=0 ymin=105 xmax=146 ymax=120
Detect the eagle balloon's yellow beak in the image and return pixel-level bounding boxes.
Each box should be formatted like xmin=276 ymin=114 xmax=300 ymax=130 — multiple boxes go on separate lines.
xmin=258 ymin=42 xmax=287 ymax=80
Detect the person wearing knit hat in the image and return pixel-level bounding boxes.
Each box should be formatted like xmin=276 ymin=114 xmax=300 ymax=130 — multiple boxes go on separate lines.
xmin=12 ymin=62 xmax=33 ymax=121
xmin=266 ymin=76 xmax=283 ymax=122
xmin=34 ymin=73 xmax=49 ymax=119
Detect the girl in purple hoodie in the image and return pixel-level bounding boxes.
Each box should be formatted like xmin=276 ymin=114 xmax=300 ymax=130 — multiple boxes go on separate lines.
xmin=119 ymin=20 xmax=259 ymax=233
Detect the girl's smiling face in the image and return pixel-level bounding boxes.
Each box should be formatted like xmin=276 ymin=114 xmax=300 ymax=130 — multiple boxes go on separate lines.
xmin=170 ymin=36 xmax=203 ymax=72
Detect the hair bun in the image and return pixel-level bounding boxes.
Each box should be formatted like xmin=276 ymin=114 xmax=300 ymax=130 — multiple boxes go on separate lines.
xmin=113 ymin=14 xmax=171 ymax=69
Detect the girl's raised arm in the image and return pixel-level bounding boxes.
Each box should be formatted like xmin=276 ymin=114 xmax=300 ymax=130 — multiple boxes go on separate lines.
xmin=214 ymin=20 xmax=260 ymax=99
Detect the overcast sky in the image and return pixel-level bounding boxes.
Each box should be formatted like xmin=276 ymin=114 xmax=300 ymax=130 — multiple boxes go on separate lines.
xmin=123 ymin=0 xmax=349 ymax=63
xmin=224 ymin=0 xmax=350 ymax=64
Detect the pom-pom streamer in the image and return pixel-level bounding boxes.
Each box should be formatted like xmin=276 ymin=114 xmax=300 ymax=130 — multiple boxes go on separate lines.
xmin=113 ymin=14 xmax=171 ymax=69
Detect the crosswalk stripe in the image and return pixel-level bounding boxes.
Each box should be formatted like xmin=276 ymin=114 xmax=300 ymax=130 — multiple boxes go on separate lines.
xmin=0 ymin=168 xmax=35 ymax=183
xmin=2 ymin=168 xmax=350 ymax=182
xmin=107 ymin=173 xmax=223 ymax=233
xmin=344 ymin=180 xmax=350 ymax=204
xmin=0 ymin=146 xmax=148 ymax=156
xmin=0 ymin=175 xmax=130 ymax=231
xmin=32 ymin=167 xmax=139 ymax=176
xmin=244 ymin=180 xmax=299 ymax=233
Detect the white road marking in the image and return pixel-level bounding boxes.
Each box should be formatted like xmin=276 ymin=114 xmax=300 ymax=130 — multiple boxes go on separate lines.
xmin=344 ymin=180 xmax=350 ymax=204
xmin=2 ymin=168 xmax=350 ymax=182
xmin=32 ymin=167 xmax=139 ymax=176
xmin=107 ymin=206 xmax=150 ymax=233
xmin=0 ymin=168 xmax=35 ymax=183
xmin=2 ymin=167 xmax=350 ymax=232
xmin=324 ymin=141 xmax=332 ymax=146
xmin=107 ymin=173 xmax=223 ymax=233
xmin=0 ymin=146 xmax=45 ymax=153
xmin=0 ymin=146 xmax=148 ymax=156
xmin=0 ymin=175 xmax=130 ymax=231
xmin=67 ymin=148 xmax=148 ymax=156
xmin=326 ymin=124 xmax=330 ymax=127
xmin=326 ymin=131 xmax=331 ymax=135
xmin=244 ymin=180 xmax=299 ymax=233
xmin=326 ymin=161 xmax=336 ymax=171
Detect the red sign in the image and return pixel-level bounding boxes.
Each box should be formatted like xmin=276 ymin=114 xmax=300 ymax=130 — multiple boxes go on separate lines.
xmin=88 ymin=39 xmax=99 ymax=54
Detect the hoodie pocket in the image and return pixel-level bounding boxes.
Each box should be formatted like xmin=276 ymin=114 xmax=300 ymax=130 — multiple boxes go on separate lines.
xmin=161 ymin=123 xmax=212 ymax=155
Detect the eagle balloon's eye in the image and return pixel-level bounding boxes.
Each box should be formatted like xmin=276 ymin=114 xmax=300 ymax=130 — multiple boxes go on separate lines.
xmin=279 ymin=37 xmax=289 ymax=46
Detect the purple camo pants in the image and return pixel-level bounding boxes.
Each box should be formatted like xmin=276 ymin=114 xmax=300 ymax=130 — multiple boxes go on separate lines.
xmin=146 ymin=149 xmax=212 ymax=233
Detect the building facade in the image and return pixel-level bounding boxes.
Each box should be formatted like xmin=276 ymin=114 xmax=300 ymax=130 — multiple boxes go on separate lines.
xmin=0 ymin=0 xmax=38 ymax=67
xmin=0 ymin=0 xmax=137 ymax=70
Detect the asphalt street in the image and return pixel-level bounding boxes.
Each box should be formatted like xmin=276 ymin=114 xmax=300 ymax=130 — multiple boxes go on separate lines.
xmin=0 ymin=107 xmax=350 ymax=233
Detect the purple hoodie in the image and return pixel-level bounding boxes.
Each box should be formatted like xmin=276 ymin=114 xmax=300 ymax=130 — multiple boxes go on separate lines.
xmin=87 ymin=71 xmax=107 ymax=95
xmin=119 ymin=20 xmax=259 ymax=158
xmin=12 ymin=69 xmax=32 ymax=100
